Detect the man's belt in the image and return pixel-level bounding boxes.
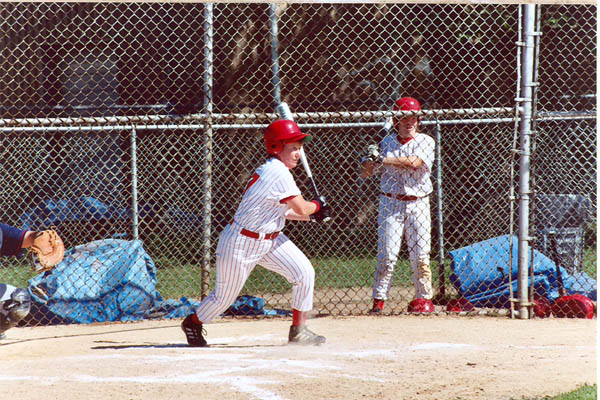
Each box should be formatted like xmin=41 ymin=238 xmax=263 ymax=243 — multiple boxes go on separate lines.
xmin=381 ymin=192 xmax=419 ymax=201
xmin=240 ymin=228 xmax=280 ymax=240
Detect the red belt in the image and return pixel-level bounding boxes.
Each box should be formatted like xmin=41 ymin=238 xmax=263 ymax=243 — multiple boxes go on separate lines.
xmin=240 ymin=228 xmax=280 ymax=240
xmin=382 ymin=192 xmax=418 ymax=201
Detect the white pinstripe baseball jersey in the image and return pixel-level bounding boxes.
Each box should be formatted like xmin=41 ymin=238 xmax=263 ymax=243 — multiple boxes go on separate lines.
xmin=233 ymin=157 xmax=301 ymax=233
xmin=379 ymin=133 xmax=435 ymax=197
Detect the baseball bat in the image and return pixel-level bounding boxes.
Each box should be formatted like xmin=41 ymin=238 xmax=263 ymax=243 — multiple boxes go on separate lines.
xmin=275 ymin=102 xmax=331 ymax=222
xmin=549 ymin=233 xmax=567 ymax=297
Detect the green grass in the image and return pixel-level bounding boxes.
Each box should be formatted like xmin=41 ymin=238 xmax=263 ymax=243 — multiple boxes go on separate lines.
xmin=521 ymin=384 xmax=597 ymax=400
xmin=153 ymin=256 xmax=427 ymax=299
xmin=582 ymin=246 xmax=597 ymax=278
xmin=2 ymin=247 xmax=596 ymax=301
xmin=154 ymin=244 xmax=596 ymax=299
xmin=0 ymin=259 xmax=36 ymax=288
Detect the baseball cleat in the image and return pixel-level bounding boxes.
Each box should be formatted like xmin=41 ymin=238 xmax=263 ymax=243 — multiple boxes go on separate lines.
xmin=407 ymin=298 xmax=435 ymax=313
xmin=181 ymin=314 xmax=208 ymax=347
xmin=288 ymin=325 xmax=326 ymax=345
xmin=369 ymin=299 xmax=384 ymax=314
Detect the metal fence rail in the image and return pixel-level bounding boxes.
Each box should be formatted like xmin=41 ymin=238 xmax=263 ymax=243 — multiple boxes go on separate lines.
xmin=0 ymin=3 xmax=595 ymax=324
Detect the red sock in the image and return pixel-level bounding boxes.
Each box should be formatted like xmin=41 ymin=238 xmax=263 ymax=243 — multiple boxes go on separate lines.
xmin=292 ymin=309 xmax=307 ymax=327
xmin=373 ymin=299 xmax=384 ymax=310
xmin=191 ymin=313 xmax=202 ymax=325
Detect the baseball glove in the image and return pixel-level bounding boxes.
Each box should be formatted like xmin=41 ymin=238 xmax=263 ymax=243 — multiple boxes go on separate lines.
xmin=29 ymin=229 xmax=65 ymax=273
xmin=362 ymin=144 xmax=384 ymax=165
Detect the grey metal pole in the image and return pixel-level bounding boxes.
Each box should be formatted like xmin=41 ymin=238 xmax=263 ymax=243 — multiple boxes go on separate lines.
xmin=508 ymin=4 xmax=523 ymax=319
xmin=130 ymin=127 xmax=139 ymax=241
xmin=517 ymin=4 xmax=537 ymax=319
xmin=202 ymin=3 xmax=214 ymax=299
xmin=434 ymin=122 xmax=445 ymax=299
xmin=269 ymin=3 xmax=282 ymax=105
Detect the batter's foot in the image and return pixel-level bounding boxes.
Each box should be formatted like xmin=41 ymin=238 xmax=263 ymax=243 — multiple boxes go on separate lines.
xmin=288 ymin=325 xmax=326 ymax=345
xmin=369 ymin=299 xmax=384 ymax=314
xmin=181 ymin=314 xmax=208 ymax=347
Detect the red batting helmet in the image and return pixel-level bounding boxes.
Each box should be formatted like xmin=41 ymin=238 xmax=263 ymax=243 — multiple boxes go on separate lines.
xmin=393 ymin=97 xmax=421 ymax=123
xmin=394 ymin=97 xmax=421 ymax=111
xmin=407 ymin=298 xmax=434 ymax=313
xmin=264 ymin=119 xmax=311 ymax=155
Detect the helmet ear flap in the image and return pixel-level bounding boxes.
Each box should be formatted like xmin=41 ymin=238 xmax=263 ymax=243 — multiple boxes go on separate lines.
xmin=271 ymin=141 xmax=283 ymax=154
xmin=265 ymin=139 xmax=282 ymax=155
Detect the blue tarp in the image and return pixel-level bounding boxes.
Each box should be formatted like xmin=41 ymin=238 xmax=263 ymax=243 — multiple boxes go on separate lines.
xmin=224 ymin=295 xmax=291 ymax=317
xmin=449 ymin=235 xmax=597 ymax=308
xmin=19 ymin=197 xmax=203 ymax=233
xmin=20 ymin=197 xmax=130 ymax=230
xmin=27 ymin=239 xmax=199 ymax=324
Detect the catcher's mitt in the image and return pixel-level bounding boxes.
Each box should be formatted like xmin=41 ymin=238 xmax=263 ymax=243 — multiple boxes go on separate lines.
xmin=29 ymin=229 xmax=65 ymax=273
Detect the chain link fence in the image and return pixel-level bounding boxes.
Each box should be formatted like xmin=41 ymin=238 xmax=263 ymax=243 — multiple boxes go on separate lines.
xmin=0 ymin=3 xmax=595 ymax=325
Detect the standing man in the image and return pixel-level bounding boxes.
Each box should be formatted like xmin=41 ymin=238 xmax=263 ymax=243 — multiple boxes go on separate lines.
xmin=0 ymin=223 xmax=65 ymax=338
xmin=360 ymin=97 xmax=435 ymax=314
xmin=182 ymin=119 xmax=331 ymax=347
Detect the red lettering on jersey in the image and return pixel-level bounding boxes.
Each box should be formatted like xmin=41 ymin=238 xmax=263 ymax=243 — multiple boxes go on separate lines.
xmin=243 ymin=173 xmax=260 ymax=194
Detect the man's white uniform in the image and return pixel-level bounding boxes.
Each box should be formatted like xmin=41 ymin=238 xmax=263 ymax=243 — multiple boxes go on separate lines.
xmin=372 ymin=131 xmax=435 ymax=301
xmin=194 ymin=157 xmax=315 ymax=323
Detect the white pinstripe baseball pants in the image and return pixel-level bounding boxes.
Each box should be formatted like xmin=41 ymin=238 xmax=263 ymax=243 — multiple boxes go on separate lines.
xmin=194 ymin=223 xmax=315 ymax=323
xmin=372 ymin=195 xmax=433 ymax=300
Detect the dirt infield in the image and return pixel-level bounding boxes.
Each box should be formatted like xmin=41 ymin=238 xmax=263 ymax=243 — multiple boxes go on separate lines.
xmin=1 ymin=315 xmax=596 ymax=400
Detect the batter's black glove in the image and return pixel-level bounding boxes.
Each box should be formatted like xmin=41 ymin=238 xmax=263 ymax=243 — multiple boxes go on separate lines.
xmin=314 ymin=204 xmax=332 ymax=222
xmin=311 ymin=196 xmax=332 ymax=223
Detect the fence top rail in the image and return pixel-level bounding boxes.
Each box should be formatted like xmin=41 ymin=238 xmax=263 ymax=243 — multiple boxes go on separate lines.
xmin=0 ymin=111 xmax=594 ymax=133
xmin=0 ymin=107 xmax=521 ymax=128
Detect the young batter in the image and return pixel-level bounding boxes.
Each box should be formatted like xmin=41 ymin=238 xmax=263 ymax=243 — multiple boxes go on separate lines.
xmin=182 ymin=119 xmax=331 ymax=346
xmin=361 ymin=97 xmax=435 ymax=313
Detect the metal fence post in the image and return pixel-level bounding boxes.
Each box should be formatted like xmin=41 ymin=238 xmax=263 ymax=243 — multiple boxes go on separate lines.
xmin=434 ymin=122 xmax=445 ymax=299
xmin=201 ymin=3 xmax=214 ymax=298
xmin=130 ymin=127 xmax=139 ymax=241
xmin=517 ymin=4 xmax=537 ymax=319
xmin=269 ymin=3 xmax=282 ymax=105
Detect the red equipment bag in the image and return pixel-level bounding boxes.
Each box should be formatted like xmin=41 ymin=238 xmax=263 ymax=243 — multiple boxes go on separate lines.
xmin=551 ymin=294 xmax=595 ymax=319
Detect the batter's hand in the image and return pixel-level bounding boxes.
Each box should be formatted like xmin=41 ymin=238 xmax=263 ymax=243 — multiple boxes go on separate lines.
xmin=362 ymin=144 xmax=383 ymax=165
xmin=310 ymin=196 xmax=332 ymax=222
xmin=311 ymin=195 xmax=327 ymax=210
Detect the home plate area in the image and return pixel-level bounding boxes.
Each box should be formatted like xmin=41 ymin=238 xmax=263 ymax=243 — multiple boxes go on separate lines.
xmin=1 ymin=315 xmax=595 ymax=400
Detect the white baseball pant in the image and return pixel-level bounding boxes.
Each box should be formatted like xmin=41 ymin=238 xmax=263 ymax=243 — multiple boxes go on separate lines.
xmin=194 ymin=223 xmax=315 ymax=323
xmin=372 ymin=195 xmax=433 ymax=300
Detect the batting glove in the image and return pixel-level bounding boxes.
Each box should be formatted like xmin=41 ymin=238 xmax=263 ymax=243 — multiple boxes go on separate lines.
xmin=363 ymin=144 xmax=384 ymax=165
xmin=310 ymin=196 xmax=332 ymax=222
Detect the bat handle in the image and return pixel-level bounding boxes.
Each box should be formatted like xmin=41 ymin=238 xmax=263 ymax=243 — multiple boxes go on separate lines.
xmin=311 ymin=181 xmax=321 ymax=198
